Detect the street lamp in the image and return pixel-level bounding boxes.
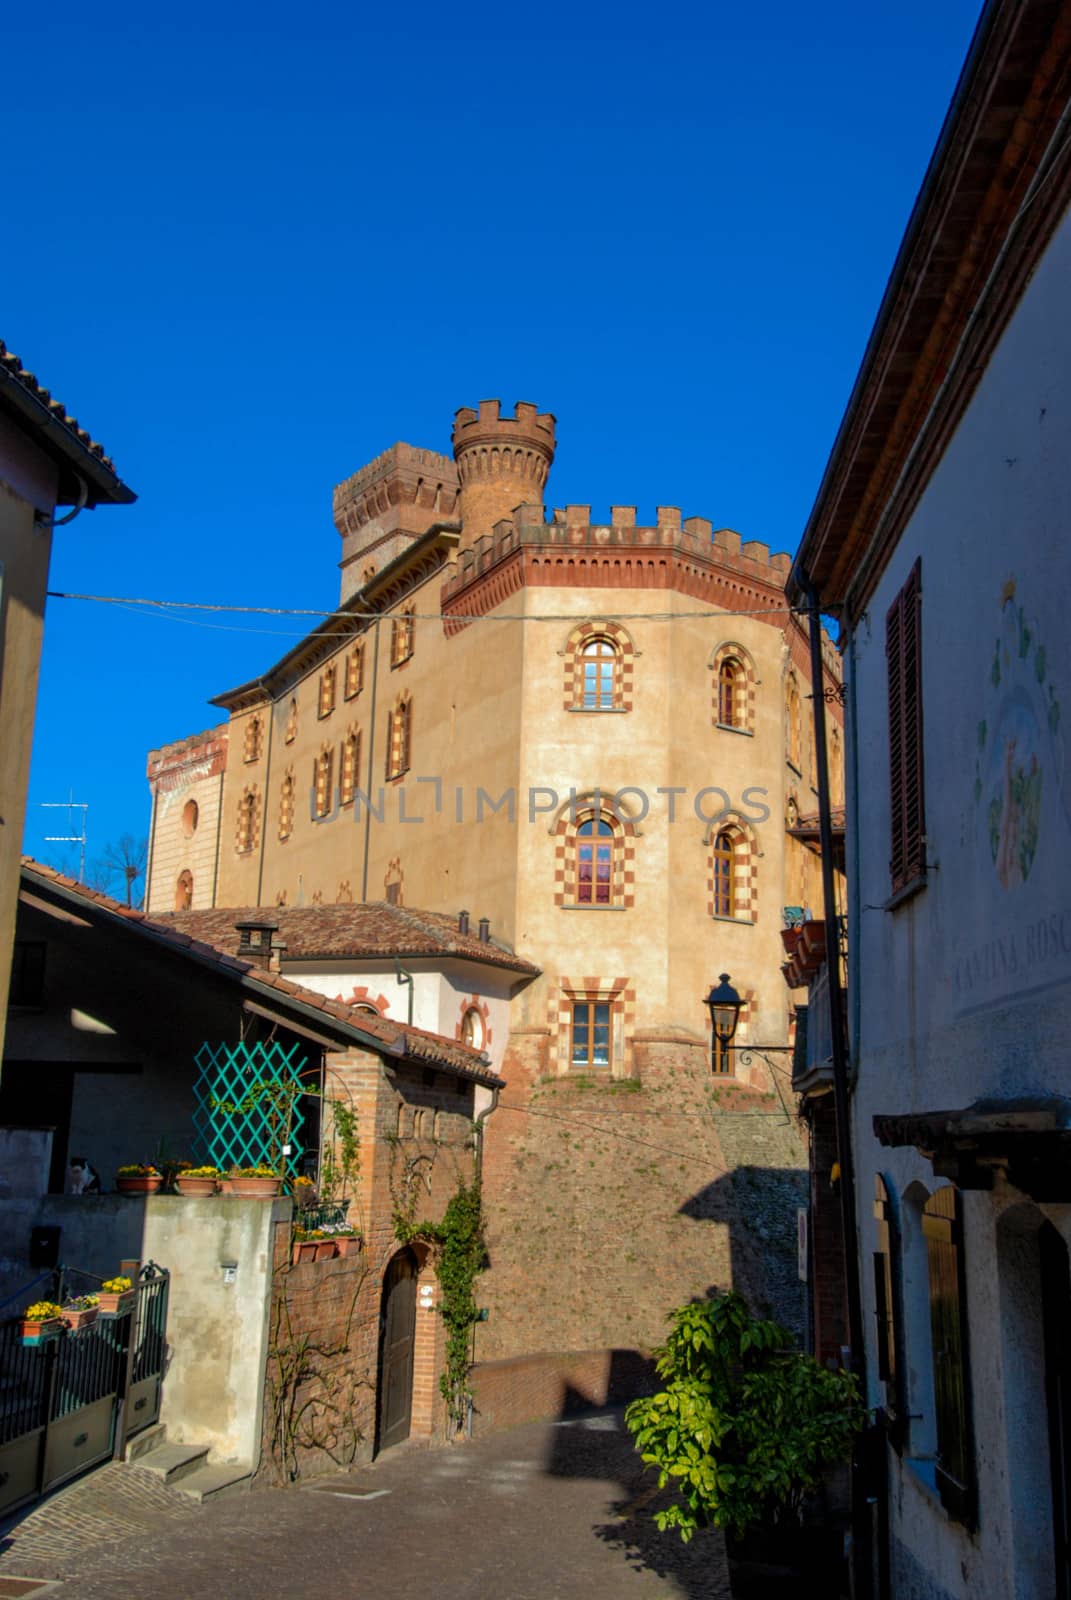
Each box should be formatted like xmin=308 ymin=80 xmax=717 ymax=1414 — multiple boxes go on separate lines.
xmin=705 ymin=973 xmax=742 ymax=1072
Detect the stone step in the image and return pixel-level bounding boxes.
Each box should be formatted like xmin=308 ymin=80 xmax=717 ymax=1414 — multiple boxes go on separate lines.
xmin=125 ymin=1423 xmax=167 ymax=1463
xmin=133 ymin=1441 xmax=210 ymax=1485
xmin=172 ymin=1462 xmax=253 ymax=1503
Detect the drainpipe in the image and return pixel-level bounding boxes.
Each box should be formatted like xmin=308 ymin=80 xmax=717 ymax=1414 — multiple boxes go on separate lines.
xmin=393 ymin=957 xmax=414 ymax=1025
xmin=800 ymin=573 xmax=872 ymax=1600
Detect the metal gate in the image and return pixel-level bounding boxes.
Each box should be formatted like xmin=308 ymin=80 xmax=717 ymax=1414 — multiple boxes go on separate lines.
xmin=0 ymin=1262 xmax=169 ymax=1518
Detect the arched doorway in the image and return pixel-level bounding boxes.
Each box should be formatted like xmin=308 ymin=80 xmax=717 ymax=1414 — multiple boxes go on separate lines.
xmin=377 ymin=1248 xmax=417 ymax=1453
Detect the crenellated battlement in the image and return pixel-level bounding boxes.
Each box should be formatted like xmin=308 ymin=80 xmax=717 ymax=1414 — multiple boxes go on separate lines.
xmin=452 ymin=400 xmax=556 ymax=547
xmin=332 ymin=442 xmax=459 ymax=540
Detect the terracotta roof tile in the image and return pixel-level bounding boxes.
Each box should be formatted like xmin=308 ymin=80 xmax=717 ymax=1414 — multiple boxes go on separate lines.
xmin=19 ymin=858 xmax=500 ymax=1085
xmin=0 ymin=340 xmax=134 ymax=504
xmin=157 ymin=901 xmax=540 ymax=974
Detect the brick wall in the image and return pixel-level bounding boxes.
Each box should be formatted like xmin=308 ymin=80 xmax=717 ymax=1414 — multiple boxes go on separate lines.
xmin=474 ymin=1028 xmax=808 ymax=1413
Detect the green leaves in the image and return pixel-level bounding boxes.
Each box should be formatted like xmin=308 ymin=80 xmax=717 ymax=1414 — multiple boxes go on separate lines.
xmin=624 ymin=1291 xmax=864 ymax=1542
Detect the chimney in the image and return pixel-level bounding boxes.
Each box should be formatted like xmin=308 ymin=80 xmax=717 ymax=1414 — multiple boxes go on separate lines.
xmin=478 ymin=917 xmax=490 ymax=943
xmin=458 ymin=909 xmax=470 ymax=936
xmin=235 ymin=919 xmax=279 ymax=970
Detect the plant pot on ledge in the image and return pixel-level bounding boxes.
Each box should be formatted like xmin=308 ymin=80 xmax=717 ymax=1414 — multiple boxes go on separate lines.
xmin=115 ymin=1172 xmax=163 ymax=1195
xmin=20 ymin=1304 xmax=64 ymax=1345
xmin=221 ymin=1172 xmax=282 ymax=1198
xmin=291 ymin=1239 xmax=318 ymax=1265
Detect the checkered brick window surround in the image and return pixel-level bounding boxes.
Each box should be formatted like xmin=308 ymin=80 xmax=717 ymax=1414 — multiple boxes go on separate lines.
xmin=391 ymin=609 xmax=415 ymax=668
xmin=285 ymin=698 xmax=298 ymax=744
xmin=561 ymin=620 xmax=637 ymax=712
xmin=236 ymin=787 xmax=261 ymax=854
xmin=456 ymin=994 xmax=491 ymax=1052
xmin=278 ymin=767 xmax=295 ymax=839
xmin=555 ymin=977 xmax=635 ymax=1075
xmin=340 ymin=728 xmax=361 ymax=806
xmin=243 ymin=715 xmax=263 ymax=763
xmin=786 ymin=672 xmax=802 ymax=768
xmin=710 ymin=642 xmax=757 ymax=734
xmin=706 ymin=816 xmax=759 ymax=923
xmin=386 ymin=697 xmax=412 ymax=780
xmin=345 ymin=641 xmax=365 ymax=699
xmin=313 ymin=745 xmax=334 ymax=817
xmin=318 ymin=665 xmax=337 ymax=720
xmin=554 ymin=803 xmax=636 ymax=908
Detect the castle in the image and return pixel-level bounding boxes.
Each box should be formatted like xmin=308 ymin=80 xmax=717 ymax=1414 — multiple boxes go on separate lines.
xmin=145 ymin=400 xmax=842 ymax=1381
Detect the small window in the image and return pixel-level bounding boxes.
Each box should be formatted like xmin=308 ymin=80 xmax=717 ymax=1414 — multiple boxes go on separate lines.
xmin=9 ymin=941 xmax=45 ymax=1009
xmin=786 ymin=673 xmax=802 ymax=770
xmin=576 ymin=816 xmax=614 ymax=905
xmin=571 ymin=1001 xmax=610 ymax=1069
xmin=385 ymin=880 xmax=401 ymax=907
xmin=175 ymin=869 xmax=193 ymax=910
xmin=236 ymin=789 xmax=259 ymax=854
xmin=318 ymin=666 xmax=337 ymax=720
xmin=717 ymin=660 xmax=742 ymax=728
xmin=285 ymin=699 xmax=298 ymax=744
xmin=887 ymin=559 xmax=925 ymax=894
xmin=712 ymin=1032 xmax=734 ymax=1076
xmin=391 ymin=609 xmax=415 ymax=668
xmin=340 ymin=730 xmax=361 ymax=806
xmin=181 ymin=799 xmax=199 ymax=837
xmin=386 ymin=698 xmax=412 ymax=780
xmin=278 ymin=768 xmax=295 ymax=840
xmin=580 ymin=638 xmax=617 ymax=710
xmin=345 ymin=642 xmax=365 ymax=699
xmin=460 ymin=1006 xmax=485 ymax=1050
xmin=712 ymin=830 xmax=735 ymax=917
xmin=244 ymin=716 xmax=263 ymax=763
xmin=923 ymin=1186 xmax=975 ymax=1523
xmin=314 ymin=748 xmax=334 ymax=818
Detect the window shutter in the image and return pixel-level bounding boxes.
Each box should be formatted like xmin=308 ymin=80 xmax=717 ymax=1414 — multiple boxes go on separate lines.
xmin=886 ymin=559 xmax=925 ymax=892
xmin=873 ymin=1175 xmax=904 ymax=1448
xmin=923 ymin=1185 xmax=975 ymax=1524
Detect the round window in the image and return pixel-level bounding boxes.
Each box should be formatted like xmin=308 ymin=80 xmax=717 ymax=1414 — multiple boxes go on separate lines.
xmin=461 ymin=1006 xmax=485 ymax=1050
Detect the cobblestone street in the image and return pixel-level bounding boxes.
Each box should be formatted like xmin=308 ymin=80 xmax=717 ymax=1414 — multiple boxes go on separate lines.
xmin=0 ymin=1411 xmax=730 ymax=1600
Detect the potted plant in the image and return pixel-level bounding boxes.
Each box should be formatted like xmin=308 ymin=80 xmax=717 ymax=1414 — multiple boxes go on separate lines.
xmin=175 ymin=1165 xmax=220 ymax=1196
xmin=290 ymin=1227 xmax=319 ymax=1265
xmin=329 ymin=1224 xmax=363 ymax=1258
xmin=115 ymin=1164 xmax=163 ymax=1195
xmin=292 ymin=1174 xmax=319 ymax=1209
xmin=625 ymin=1291 xmax=864 ymax=1595
xmin=97 ymin=1276 xmax=136 ymax=1317
xmin=61 ymin=1292 xmax=100 ymax=1332
xmin=221 ymin=1164 xmax=282 ymax=1197
xmin=20 ymin=1300 xmax=65 ymax=1344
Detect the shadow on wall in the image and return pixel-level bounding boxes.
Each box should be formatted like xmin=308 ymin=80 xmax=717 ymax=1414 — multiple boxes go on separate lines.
xmin=679 ymin=1163 xmax=808 ymax=1337
xmin=540 ymin=1382 xmax=730 ymax=1600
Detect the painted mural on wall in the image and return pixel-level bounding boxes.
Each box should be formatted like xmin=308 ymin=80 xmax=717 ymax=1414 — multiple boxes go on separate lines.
xmin=951 ymin=577 xmax=1069 ymax=1017
xmin=974 ymin=578 xmax=1063 ymax=891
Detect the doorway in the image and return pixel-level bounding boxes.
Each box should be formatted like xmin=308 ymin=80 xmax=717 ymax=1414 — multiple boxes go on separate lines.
xmin=377 ymin=1248 xmax=417 ymax=1453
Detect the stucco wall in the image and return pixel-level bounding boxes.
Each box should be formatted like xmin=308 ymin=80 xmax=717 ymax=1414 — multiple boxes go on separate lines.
xmin=847 ymin=205 xmax=1071 ymax=1600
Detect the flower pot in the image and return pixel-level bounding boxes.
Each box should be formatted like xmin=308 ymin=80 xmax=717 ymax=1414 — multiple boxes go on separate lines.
xmin=221 ymin=1176 xmax=282 ymax=1198
xmin=97 ymin=1289 xmax=136 ymax=1318
xmin=62 ymin=1306 xmax=99 ymax=1332
xmin=291 ymin=1240 xmax=318 ymax=1265
xmin=116 ymin=1174 xmax=163 ymax=1195
xmin=336 ymin=1236 xmax=363 ymax=1257
xmin=175 ymin=1176 xmax=218 ymax=1196
xmin=313 ymin=1240 xmax=337 ymax=1262
xmin=726 ymin=1522 xmax=845 ymax=1597
xmin=780 ymin=926 xmax=803 ymax=956
xmin=21 ymin=1317 xmax=63 ymax=1345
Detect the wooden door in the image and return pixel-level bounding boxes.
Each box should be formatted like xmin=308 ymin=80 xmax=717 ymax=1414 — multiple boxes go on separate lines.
xmin=377 ymin=1249 xmax=417 ymax=1452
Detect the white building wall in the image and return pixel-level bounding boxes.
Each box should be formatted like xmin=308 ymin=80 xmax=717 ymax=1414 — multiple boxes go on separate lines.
xmin=846 ymin=204 xmax=1071 ymax=1600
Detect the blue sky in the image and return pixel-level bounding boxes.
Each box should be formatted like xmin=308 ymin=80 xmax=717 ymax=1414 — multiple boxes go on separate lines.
xmin=9 ymin=0 xmax=981 ymax=884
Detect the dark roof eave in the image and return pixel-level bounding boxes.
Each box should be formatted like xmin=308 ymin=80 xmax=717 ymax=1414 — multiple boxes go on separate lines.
xmin=0 ymin=362 xmax=135 ymax=507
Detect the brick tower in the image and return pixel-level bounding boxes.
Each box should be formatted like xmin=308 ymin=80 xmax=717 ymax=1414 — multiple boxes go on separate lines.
xmin=452 ymin=400 xmax=555 ymax=547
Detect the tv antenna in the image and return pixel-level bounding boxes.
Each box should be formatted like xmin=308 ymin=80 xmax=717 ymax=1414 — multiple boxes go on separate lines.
xmin=40 ymin=792 xmax=88 ymax=882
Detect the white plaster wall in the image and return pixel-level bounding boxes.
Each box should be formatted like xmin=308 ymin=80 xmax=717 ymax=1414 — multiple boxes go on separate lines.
xmin=847 ymin=204 xmax=1071 ymax=1600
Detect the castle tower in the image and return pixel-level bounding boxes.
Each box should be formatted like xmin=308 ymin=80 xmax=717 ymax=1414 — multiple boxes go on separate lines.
xmin=452 ymin=400 xmax=555 ymax=547
xmin=333 ymin=443 xmax=460 ymax=605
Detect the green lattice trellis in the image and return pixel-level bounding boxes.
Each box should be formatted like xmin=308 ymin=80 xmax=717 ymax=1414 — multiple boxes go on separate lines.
xmin=192 ymin=1040 xmax=309 ymax=1178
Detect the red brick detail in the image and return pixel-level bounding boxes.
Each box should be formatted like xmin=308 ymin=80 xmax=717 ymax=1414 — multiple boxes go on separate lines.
xmin=710 ymin=640 xmax=758 ymax=735
xmin=454 ymin=993 xmax=492 ymax=1052
xmin=705 ymin=812 xmax=760 ymax=924
xmin=560 ymin=619 xmax=638 ymax=712
xmin=552 ymin=796 xmax=637 ymax=909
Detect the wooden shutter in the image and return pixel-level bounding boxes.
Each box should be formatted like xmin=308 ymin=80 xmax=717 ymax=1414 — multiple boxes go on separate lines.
xmin=873 ymin=1175 xmax=904 ymax=1448
xmin=923 ymin=1186 xmax=975 ymax=1524
xmin=886 ymin=559 xmax=925 ymax=893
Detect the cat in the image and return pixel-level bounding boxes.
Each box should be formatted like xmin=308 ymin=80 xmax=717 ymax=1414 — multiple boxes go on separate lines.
xmin=67 ymin=1156 xmax=101 ymax=1195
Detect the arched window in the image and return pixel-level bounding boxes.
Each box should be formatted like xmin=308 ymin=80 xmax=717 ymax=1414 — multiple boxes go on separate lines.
xmin=278 ymin=768 xmax=295 ymax=839
xmin=175 ymin=869 xmax=193 ymax=910
xmin=786 ymin=673 xmax=802 ymax=769
xmin=576 ymin=816 xmax=615 ymax=905
xmin=314 ymin=748 xmax=334 ymax=817
xmin=712 ymin=830 xmax=735 ymax=917
xmin=386 ymin=698 xmax=412 ymax=780
xmin=345 ymin=641 xmax=365 ymax=699
xmin=710 ymin=642 xmax=757 ymax=734
xmin=318 ymin=665 xmax=337 ymax=720
xmin=284 ymin=699 xmax=298 ymax=744
xmin=580 ymin=638 xmax=617 ymax=710
xmin=181 ymin=799 xmax=199 ymax=838
xmin=243 ymin=715 xmax=263 ymax=763
xmin=717 ymin=660 xmax=742 ymax=728
xmin=390 ymin=608 xmax=415 ymax=667
xmin=340 ymin=729 xmax=361 ymax=806
xmin=236 ymin=788 xmax=259 ymax=854
xmin=460 ymin=1004 xmax=486 ymax=1051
